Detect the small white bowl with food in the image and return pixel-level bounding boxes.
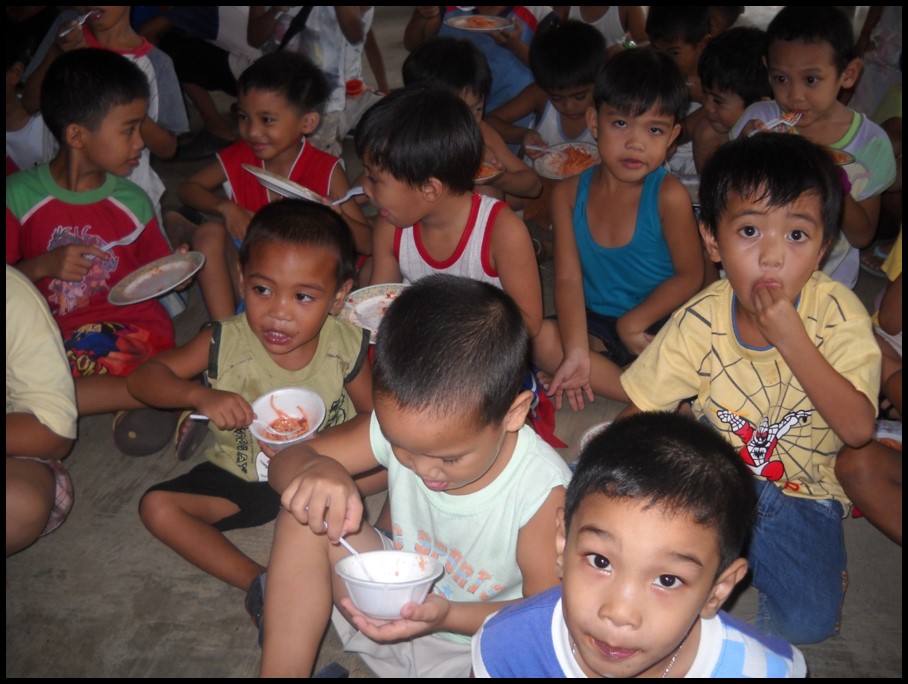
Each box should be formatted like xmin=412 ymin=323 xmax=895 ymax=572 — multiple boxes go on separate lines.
xmin=249 ymin=387 xmax=325 ymax=452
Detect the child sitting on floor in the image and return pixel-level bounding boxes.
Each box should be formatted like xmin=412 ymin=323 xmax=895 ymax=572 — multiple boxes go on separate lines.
xmin=260 ymin=274 xmax=571 ymax=677
xmin=532 ymin=48 xmax=704 ymax=411
xmin=178 ymin=51 xmax=371 ymax=320
xmin=473 ymin=412 xmax=806 ymax=677
xmin=128 ymin=200 xmax=372 ymax=602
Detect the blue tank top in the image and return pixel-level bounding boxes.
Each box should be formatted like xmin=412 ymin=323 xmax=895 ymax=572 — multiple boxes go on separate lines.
xmin=573 ymin=165 xmax=674 ymax=317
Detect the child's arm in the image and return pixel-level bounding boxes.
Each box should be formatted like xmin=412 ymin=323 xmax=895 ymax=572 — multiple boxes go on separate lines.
xmin=12 ymin=244 xmax=108 ymax=284
xmin=341 ymin=486 xmax=565 ymax=641
xmin=363 ymin=28 xmax=390 ymax=94
xmin=479 ymin=122 xmax=543 ymax=200
xmin=879 ymin=272 xmax=902 ymax=336
xmin=367 ymin=218 xmax=403 ymax=285
xmin=490 ymin=208 xmax=544 ymax=338
xmin=616 ymin=176 xmax=704 ymax=357
xmin=485 ymin=83 xmax=548 ymax=154
xmin=126 ymin=328 xmax=255 ymax=430
xmin=328 ymin=164 xmax=373 ymax=256
xmin=546 ymin=177 xmax=596 ymax=409
xmin=21 ymin=21 xmax=88 ymax=114
xmin=753 ymin=286 xmax=877 ymax=447
xmin=692 ymin=115 xmax=729 ymax=175
xmin=139 ymin=113 xmax=178 ymax=160
xmin=178 ymin=161 xmax=253 ymax=241
xmin=840 ymin=192 xmax=879 ymax=250
xmin=404 ymin=7 xmax=443 ymax=51
xmin=344 ymin=347 xmax=374 ymax=414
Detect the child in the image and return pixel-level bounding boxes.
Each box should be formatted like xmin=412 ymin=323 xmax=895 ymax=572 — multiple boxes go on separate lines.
xmin=128 ymin=200 xmax=373 ymax=597
xmin=178 ymin=51 xmax=372 ymax=321
xmin=22 ymin=6 xmax=189 ymax=229
xmin=401 ymin=37 xmax=542 ymax=206
xmin=359 ymin=86 xmax=543 ymax=340
xmin=532 ymin=48 xmax=704 ymax=411
xmin=6 ymin=48 xmax=181 ymax=456
xmin=486 ymin=20 xmax=605 ymax=158
xmin=261 ymin=274 xmax=571 ymax=677
xmin=553 ymin=6 xmax=649 ymax=54
xmin=7 ymin=265 xmax=78 ymax=556
xmin=6 ymin=29 xmax=55 ymax=173
xmin=472 ymin=412 xmax=807 ymax=677
xmin=692 ymin=26 xmax=772 ymax=175
xmin=620 ymin=133 xmax=882 ymax=644
xmin=730 ymin=6 xmax=897 ymax=290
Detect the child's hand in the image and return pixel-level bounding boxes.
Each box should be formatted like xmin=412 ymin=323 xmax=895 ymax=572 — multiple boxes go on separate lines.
xmin=279 ymin=456 xmax=363 ymax=539
xmin=616 ymin=316 xmax=655 ymax=358
xmin=56 ymin=22 xmax=89 ymax=52
xmin=338 ymin=593 xmax=451 ymax=642
xmin=751 ymin=284 xmax=805 ymax=352
xmin=220 ymin=203 xmax=254 ymax=242
xmin=46 ymin=244 xmax=108 ymax=281
xmin=491 ymin=18 xmax=523 ymax=51
xmin=739 ymin=119 xmax=770 ymax=138
xmin=195 ymin=389 xmax=254 ymax=431
xmin=545 ymin=350 xmax=595 ymax=412
xmin=522 ymin=130 xmax=548 ymax=160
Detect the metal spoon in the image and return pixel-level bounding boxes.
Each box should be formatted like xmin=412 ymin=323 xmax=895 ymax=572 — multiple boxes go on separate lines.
xmin=59 ymin=10 xmax=101 ymax=37
xmin=329 ymin=186 xmax=364 ymax=206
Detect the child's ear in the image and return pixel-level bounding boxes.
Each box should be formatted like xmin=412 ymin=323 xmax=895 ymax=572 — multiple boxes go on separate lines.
xmin=839 ymin=58 xmax=863 ymax=90
xmin=668 ymin=121 xmax=682 ymax=148
xmin=300 ymin=111 xmax=321 ymax=136
xmin=65 ymin=123 xmax=88 ymax=150
xmin=699 ymin=223 xmax=722 ymax=263
xmin=554 ymin=507 xmax=567 ymax=580
xmin=585 ymin=106 xmax=599 ymax=139
xmin=701 ymin=557 xmax=748 ymax=618
xmin=419 ymin=177 xmax=445 ymax=203
xmin=502 ymin=389 xmax=534 ymax=432
xmin=330 ymin=277 xmax=354 ymax=316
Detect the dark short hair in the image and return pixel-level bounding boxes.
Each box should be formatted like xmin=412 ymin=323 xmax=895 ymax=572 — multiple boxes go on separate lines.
xmin=402 ymin=37 xmax=492 ymax=100
xmin=766 ymin=6 xmax=855 ymax=74
xmin=237 ymin=51 xmax=329 ymax=114
xmin=373 ymin=274 xmax=528 ymax=427
xmin=594 ymin=47 xmax=688 ymax=123
xmin=698 ymin=133 xmax=843 ymax=244
xmin=238 ymin=200 xmax=356 ymax=287
xmin=565 ymin=412 xmax=756 ymax=574
xmin=41 ymin=48 xmax=149 ymax=143
xmin=698 ymin=27 xmax=771 ymax=106
xmin=354 ymin=85 xmax=483 ymax=194
xmin=645 ymin=6 xmax=711 ymax=45
xmin=529 ymin=19 xmax=606 ymax=93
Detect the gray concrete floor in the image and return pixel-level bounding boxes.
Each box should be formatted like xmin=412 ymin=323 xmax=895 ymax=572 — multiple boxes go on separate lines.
xmin=7 ymin=7 xmax=901 ymax=678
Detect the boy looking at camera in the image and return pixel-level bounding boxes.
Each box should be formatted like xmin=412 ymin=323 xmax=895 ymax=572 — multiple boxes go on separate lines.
xmin=473 ymin=412 xmax=806 ymax=678
xmin=620 ymin=133 xmax=881 ymax=644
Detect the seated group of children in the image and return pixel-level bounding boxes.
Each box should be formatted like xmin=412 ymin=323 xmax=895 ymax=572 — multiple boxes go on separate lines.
xmin=6 ymin=6 xmax=900 ymax=679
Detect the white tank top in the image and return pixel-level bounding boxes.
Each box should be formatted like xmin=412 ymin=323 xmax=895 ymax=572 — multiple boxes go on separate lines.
xmin=568 ymin=6 xmax=626 ymax=48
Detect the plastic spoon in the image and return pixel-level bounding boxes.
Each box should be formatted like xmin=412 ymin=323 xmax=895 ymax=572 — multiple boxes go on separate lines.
xmin=59 ymin=9 xmax=101 ymax=37
xmin=188 ymin=414 xmax=303 ymax=438
xmin=100 ymin=223 xmax=146 ymax=252
xmin=325 ymin=522 xmax=375 ymax=579
xmin=329 ymin=186 xmax=364 ymax=206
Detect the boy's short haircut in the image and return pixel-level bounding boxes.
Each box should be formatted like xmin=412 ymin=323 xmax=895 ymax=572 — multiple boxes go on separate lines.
xmin=699 ymin=133 xmax=843 ymax=245
xmin=238 ymin=199 xmax=356 ymax=287
xmin=402 ymin=37 xmax=492 ymax=101
xmin=645 ymin=6 xmax=711 ymax=46
xmin=354 ymin=85 xmax=483 ymax=195
xmin=766 ymin=6 xmax=856 ymax=74
xmin=593 ymin=47 xmax=688 ymax=123
xmin=697 ymin=27 xmax=771 ymax=106
xmin=41 ymin=48 xmax=150 ymax=143
xmin=237 ymin=51 xmax=329 ymax=114
xmin=373 ymin=274 xmax=528 ymax=427
xmin=565 ymin=412 xmax=756 ymax=574
xmin=529 ymin=19 xmax=606 ymax=93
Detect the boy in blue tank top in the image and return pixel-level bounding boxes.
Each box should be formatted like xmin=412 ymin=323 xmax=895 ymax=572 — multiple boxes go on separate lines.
xmin=531 ymin=48 xmax=704 ymax=411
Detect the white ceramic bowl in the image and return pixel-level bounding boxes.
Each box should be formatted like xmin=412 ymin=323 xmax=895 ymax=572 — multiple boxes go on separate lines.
xmin=335 ymin=550 xmax=444 ymax=619
xmin=249 ymin=387 xmax=325 ymax=452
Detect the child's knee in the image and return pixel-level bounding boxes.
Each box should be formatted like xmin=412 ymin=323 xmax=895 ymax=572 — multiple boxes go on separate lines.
xmin=138 ymin=489 xmax=175 ymax=530
xmin=191 ymin=221 xmax=228 ymax=251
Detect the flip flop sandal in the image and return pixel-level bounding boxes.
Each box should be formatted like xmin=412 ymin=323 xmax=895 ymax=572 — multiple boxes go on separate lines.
xmin=174 ymin=411 xmax=211 ymax=461
xmin=113 ymin=408 xmax=181 ymax=456
xmin=859 ymin=242 xmax=892 ymax=277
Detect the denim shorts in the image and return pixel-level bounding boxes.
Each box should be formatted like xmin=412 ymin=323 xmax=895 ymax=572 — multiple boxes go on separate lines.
xmin=748 ymin=479 xmax=847 ymax=644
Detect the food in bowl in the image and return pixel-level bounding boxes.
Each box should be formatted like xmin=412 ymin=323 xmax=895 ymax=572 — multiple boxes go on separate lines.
xmin=249 ymin=387 xmax=325 ymax=451
xmin=335 ymin=550 xmax=444 ymax=619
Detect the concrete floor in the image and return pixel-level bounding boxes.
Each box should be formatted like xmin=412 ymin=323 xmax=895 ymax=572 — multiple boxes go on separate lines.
xmin=7 ymin=7 xmax=901 ymax=678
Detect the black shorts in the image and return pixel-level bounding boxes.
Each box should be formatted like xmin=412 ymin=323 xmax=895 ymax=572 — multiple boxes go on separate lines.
xmin=585 ymin=309 xmax=669 ymax=368
xmin=143 ymin=461 xmax=281 ymax=531
xmin=158 ymin=32 xmax=237 ymax=95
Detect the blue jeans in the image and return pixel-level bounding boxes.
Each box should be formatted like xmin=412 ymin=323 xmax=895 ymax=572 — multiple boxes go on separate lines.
xmin=748 ymin=479 xmax=847 ymax=644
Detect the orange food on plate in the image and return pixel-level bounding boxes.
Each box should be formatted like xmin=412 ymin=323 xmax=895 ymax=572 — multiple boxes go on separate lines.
xmin=475 ymin=161 xmax=499 ymax=180
xmin=465 ymin=16 xmax=501 ymax=29
xmin=559 ymin=146 xmax=597 ymax=176
xmin=827 ymin=148 xmax=853 ymax=165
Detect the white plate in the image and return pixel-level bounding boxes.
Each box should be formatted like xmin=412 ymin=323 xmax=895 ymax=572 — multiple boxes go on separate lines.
xmin=242 ymin=163 xmax=328 ymax=203
xmin=443 ymin=15 xmax=514 ymax=32
xmin=533 ymin=142 xmax=600 ymax=180
xmin=108 ymin=252 xmax=205 ymax=306
xmin=337 ymin=283 xmax=408 ymax=343
xmin=474 ymin=160 xmax=504 ymax=185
